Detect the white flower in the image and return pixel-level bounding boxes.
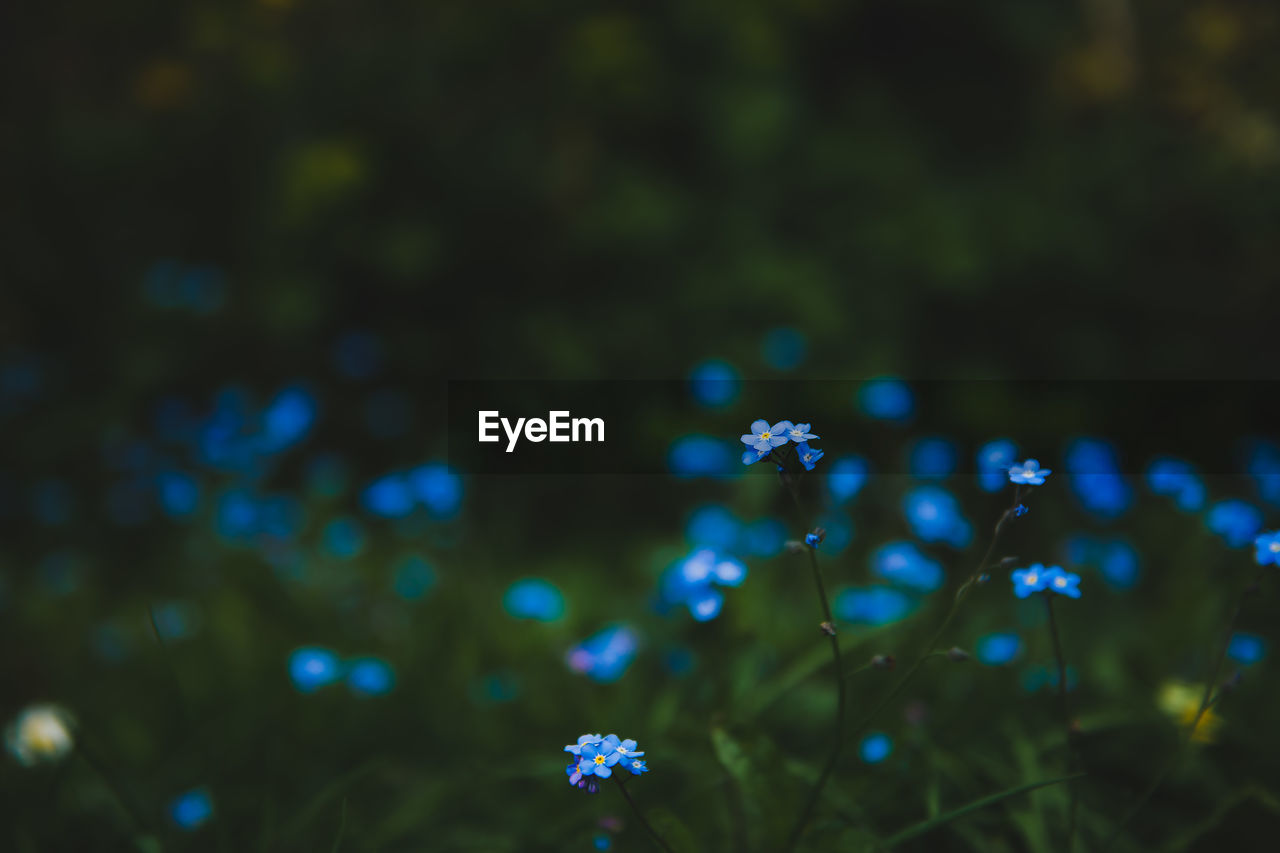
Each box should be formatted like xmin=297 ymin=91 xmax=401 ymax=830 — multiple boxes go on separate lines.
xmin=6 ymin=704 xmax=75 ymax=766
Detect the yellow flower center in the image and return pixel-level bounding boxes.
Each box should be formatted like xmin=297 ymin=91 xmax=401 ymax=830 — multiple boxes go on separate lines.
xmin=1025 ymin=573 xmax=1039 ymax=585
xmin=760 ymin=432 xmax=771 ymax=440
xmin=1271 ymin=541 xmax=1280 ymax=553
xmin=1054 ymin=577 xmax=1067 ymax=588
xmin=594 ymin=755 xmax=606 ymax=765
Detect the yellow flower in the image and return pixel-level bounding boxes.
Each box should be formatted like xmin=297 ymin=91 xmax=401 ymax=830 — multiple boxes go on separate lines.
xmin=5 ymin=704 xmax=75 ymax=767
xmin=1157 ymin=681 xmax=1223 ymax=744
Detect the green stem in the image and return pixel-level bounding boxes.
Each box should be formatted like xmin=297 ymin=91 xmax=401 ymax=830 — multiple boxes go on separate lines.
xmin=1045 ymin=594 xmax=1078 ymax=852
xmin=614 ymin=776 xmax=674 ymax=852
xmin=74 ymin=739 xmax=150 ymax=834
xmin=1102 ymin=567 xmax=1263 ymax=849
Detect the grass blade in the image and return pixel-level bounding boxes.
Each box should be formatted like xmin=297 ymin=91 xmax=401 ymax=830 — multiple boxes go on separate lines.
xmin=879 ymin=772 xmax=1086 ymax=849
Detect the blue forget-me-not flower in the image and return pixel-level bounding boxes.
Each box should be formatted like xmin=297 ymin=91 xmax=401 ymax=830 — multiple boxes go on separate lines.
xmin=1009 ymin=459 xmax=1051 ymax=486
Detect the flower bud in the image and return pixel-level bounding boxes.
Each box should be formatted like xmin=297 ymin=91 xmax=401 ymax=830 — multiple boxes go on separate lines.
xmin=819 ymin=621 xmax=837 ymax=637
xmin=871 ymin=654 xmax=895 ymax=670
xmin=946 ymin=646 xmax=970 ymax=662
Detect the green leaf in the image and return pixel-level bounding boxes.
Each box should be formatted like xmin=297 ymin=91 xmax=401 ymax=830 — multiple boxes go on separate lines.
xmin=877 ymin=773 xmax=1086 ymax=850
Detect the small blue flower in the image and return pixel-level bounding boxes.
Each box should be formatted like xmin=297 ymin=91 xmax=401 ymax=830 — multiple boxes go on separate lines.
xmin=797 ymin=442 xmax=824 ymax=471
xmin=783 ymin=422 xmax=819 ymax=443
xmin=625 ymin=758 xmax=649 ymax=776
xmin=1256 ymin=530 xmax=1280 ymax=566
xmin=288 ymin=647 xmax=343 ymax=693
xmin=977 ymin=439 xmax=1018 ymax=492
xmin=579 ymin=740 xmax=620 ymax=779
xmin=1227 ymin=632 xmax=1267 ymax=665
xmin=1011 ymin=564 xmax=1050 ymax=598
xmin=740 ymin=420 xmax=790 ymax=452
xmin=1009 ymin=459 xmax=1051 ymax=486
xmin=603 ymin=735 xmax=645 ymax=761
xmin=565 ymin=733 xmax=605 ymax=756
xmin=1042 ymin=566 xmax=1082 ymax=599
xmin=805 ymin=532 xmax=821 ymax=547
xmin=1013 ymin=504 xmax=1029 ymax=518
xmin=742 ymin=448 xmax=769 ymax=466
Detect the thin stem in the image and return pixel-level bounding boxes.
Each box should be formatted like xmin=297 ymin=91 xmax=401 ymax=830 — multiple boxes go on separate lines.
xmin=845 ymin=491 xmax=1024 ymax=743
xmin=74 ymin=739 xmax=150 ymax=834
xmin=1102 ymin=567 xmax=1264 ymax=849
xmin=614 ymin=776 xmax=674 ymax=852
xmin=784 ymin=545 xmax=847 ymax=850
xmin=1045 ymin=594 xmax=1078 ymax=852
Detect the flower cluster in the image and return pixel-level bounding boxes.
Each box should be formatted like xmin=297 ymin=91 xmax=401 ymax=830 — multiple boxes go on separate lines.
xmin=659 ymin=548 xmax=747 ymax=621
xmin=1011 ymin=564 xmax=1082 ymax=599
xmin=565 ymin=734 xmax=648 ymax=792
xmin=740 ymin=420 xmax=823 ymax=470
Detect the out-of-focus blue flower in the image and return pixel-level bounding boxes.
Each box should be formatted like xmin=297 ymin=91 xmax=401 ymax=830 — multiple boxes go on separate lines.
xmin=834 ymin=587 xmax=917 ymax=626
xmin=813 ymin=511 xmax=855 ymax=554
xmin=1206 ymin=500 xmax=1264 ymax=547
xmin=857 ymin=378 xmax=914 ymax=423
xmin=1065 ymin=439 xmax=1131 ymax=518
xmin=908 ymin=437 xmax=956 ymax=480
xmin=688 ymin=360 xmax=740 ymax=408
xmin=796 ymin=442 xmax=824 ymax=471
xmin=392 ymin=554 xmax=436 ymax=600
xmin=977 ymin=439 xmax=1017 ymax=492
xmin=322 ymin=517 xmax=366 ymax=559
xmin=903 ymin=486 xmax=971 ymax=548
xmin=333 ymin=330 xmax=384 ymax=380
xmin=827 ymin=456 xmax=870 ymax=504
xmin=741 ymin=518 xmax=786 ymax=557
xmin=783 ymin=423 xmax=819 ymax=443
xmin=762 ymin=327 xmax=808 ymax=371
xmin=408 ymin=463 xmax=463 ymax=518
xmin=155 ymin=471 xmax=200 ymax=518
xmin=741 ymin=420 xmax=790 ymax=452
xmin=1227 ymin=632 xmax=1267 ymax=666
xmin=346 ymin=657 xmax=396 ymax=696
xmin=151 ymin=601 xmax=200 ymax=640
xmin=976 ymin=633 xmax=1022 ymax=665
xmin=859 ymin=732 xmax=893 ymax=764
xmin=1065 ymin=535 xmax=1141 ymax=589
xmin=1245 ymin=440 xmax=1280 ymax=505
xmin=503 ymin=578 xmax=566 ymax=621
xmin=594 ymin=831 xmax=613 ymax=850
xmin=169 ymin=787 xmax=213 ymax=830
xmin=660 ymin=549 xmax=747 ymax=621
xmin=288 ymin=647 xmax=343 ymax=692
xmin=1255 ymin=530 xmax=1280 ymax=566
xmin=1146 ymin=458 xmax=1206 ymax=512
xmin=670 ymin=435 xmax=737 ymax=476
xmin=1021 ymin=665 xmax=1080 ymax=693
xmin=1009 ymin=459 xmax=1051 ymax=486
xmin=1011 ymin=564 xmax=1050 ymax=599
xmin=1042 ymin=567 xmax=1082 ymax=599
xmin=686 ymin=505 xmax=741 ymax=551
xmin=215 ymin=490 xmax=259 ymax=542
xmin=32 ymin=479 xmax=73 ymax=526
xmin=870 ymin=542 xmax=944 ymax=592
xmin=260 ymin=386 xmax=316 ymax=452
xmin=362 ymin=473 xmax=416 ymax=518
xmin=566 ymin=625 xmax=638 ymax=683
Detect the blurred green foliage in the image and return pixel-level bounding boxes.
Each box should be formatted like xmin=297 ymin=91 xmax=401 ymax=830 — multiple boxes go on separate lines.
xmin=2 ymin=0 xmax=1280 ymax=851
